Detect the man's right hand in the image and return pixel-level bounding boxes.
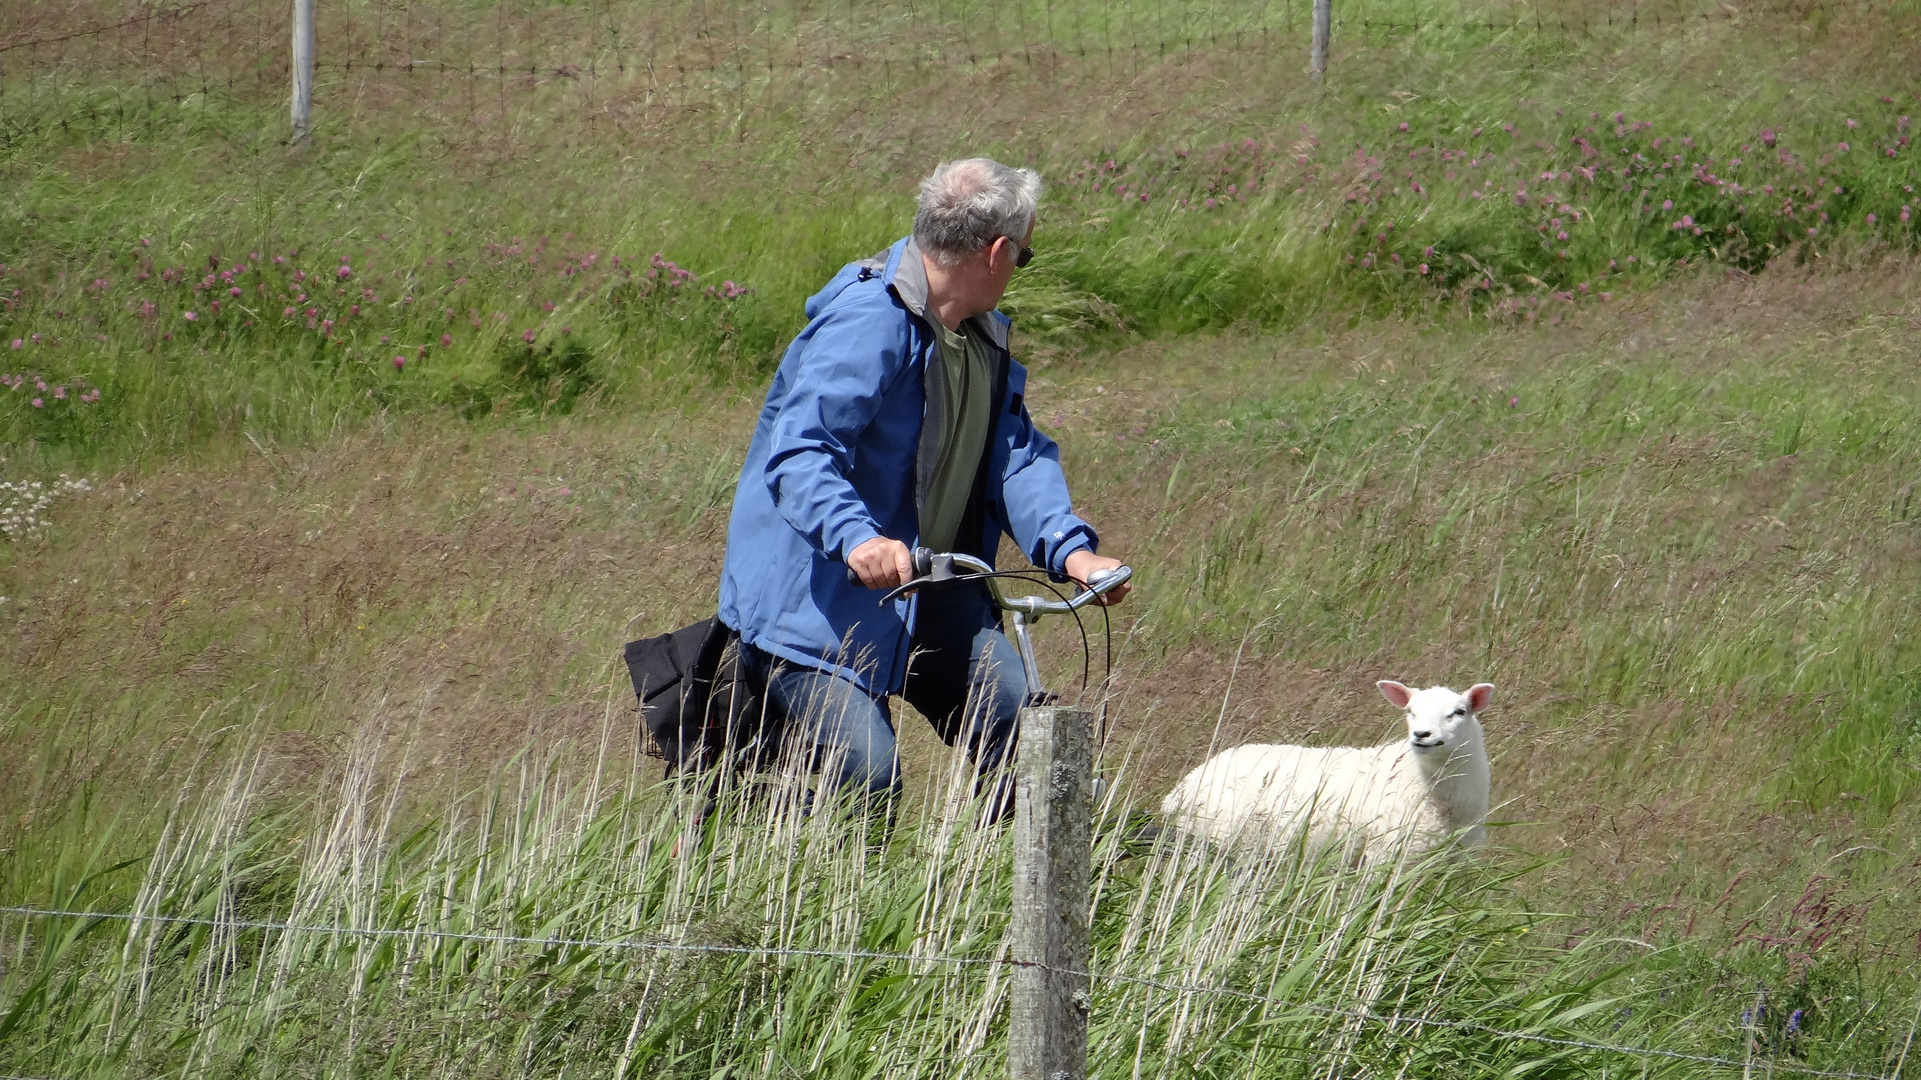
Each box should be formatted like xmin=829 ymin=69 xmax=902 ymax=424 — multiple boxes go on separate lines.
xmin=848 ymin=537 xmax=916 ymax=590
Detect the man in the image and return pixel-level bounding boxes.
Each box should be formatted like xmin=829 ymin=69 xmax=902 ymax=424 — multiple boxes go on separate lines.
xmin=718 ymin=157 xmax=1128 ymax=817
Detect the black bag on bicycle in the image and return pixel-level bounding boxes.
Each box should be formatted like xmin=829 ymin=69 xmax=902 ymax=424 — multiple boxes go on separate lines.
xmin=623 ymin=618 xmax=778 ymax=778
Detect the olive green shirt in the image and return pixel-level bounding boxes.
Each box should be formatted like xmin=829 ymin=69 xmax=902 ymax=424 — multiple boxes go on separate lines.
xmin=919 ymin=317 xmax=997 ymax=554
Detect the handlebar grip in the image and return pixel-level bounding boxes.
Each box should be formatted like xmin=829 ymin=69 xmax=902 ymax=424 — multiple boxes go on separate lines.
xmin=846 ymin=546 xmax=938 ymax=589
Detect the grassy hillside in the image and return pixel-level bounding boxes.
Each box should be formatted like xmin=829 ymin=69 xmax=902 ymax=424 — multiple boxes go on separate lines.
xmin=4 ymin=0 xmax=1919 ymax=463
xmin=4 ymin=0 xmax=1921 ymax=1075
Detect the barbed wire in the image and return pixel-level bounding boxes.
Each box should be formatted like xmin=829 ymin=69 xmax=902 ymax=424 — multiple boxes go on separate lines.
xmin=0 ymin=904 xmax=1903 ymax=1079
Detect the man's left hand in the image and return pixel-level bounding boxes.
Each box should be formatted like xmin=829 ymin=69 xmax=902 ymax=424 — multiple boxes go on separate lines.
xmin=1063 ymin=549 xmax=1131 ymax=607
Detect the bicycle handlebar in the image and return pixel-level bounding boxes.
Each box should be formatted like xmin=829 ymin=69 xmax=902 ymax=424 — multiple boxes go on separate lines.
xmin=866 ymin=547 xmax=1131 ymax=618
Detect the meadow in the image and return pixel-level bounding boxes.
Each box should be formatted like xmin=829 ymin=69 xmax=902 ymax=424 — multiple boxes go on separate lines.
xmin=4 ymin=0 xmax=1921 ymax=1074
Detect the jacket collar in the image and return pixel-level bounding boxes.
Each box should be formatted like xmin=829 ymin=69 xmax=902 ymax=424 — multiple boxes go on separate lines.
xmin=881 ymin=237 xmax=1011 ymax=352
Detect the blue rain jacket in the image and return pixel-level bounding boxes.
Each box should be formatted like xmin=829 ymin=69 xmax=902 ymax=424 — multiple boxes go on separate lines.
xmin=718 ymin=236 xmax=1099 ymax=694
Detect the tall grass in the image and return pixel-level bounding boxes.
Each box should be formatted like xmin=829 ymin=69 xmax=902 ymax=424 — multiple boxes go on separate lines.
xmin=5 ymin=0 xmax=1921 ymax=1070
xmin=5 ymin=728 xmax=1907 ymax=1079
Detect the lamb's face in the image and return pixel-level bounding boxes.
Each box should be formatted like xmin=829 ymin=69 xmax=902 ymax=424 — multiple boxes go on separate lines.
xmin=1377 ymin=681 xmax=1493 ymax=757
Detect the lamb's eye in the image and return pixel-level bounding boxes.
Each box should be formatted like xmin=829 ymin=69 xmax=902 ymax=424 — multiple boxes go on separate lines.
xmin=1452 ymin=708 xmax=1464 ymax=716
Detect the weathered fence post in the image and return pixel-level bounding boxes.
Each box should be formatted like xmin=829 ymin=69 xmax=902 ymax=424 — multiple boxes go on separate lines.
xmin=1310 ymin=0 xmax=1331 ymax=80
xmin=291 ymin=0 xmax=314 ymax=142
xmin=1009 ymin=704 xmax=1092 ymax=1080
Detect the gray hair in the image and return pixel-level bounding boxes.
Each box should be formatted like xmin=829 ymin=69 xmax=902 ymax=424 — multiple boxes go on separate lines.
xmin=913 ymin=158 xmax=1043 ymax=267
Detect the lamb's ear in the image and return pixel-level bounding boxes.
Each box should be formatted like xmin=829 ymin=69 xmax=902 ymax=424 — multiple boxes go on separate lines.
xmin=1466 ymin=683 xmax=1495 ymax=712
xmin=1377 ymin=680 xmax=1414 ymax=709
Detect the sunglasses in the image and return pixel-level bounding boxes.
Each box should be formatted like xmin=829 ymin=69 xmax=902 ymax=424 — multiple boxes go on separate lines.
xmin=1001 ymin=236 xmax=1034 ymax=269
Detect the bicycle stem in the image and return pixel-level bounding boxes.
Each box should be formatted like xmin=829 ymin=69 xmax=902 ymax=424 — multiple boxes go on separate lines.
xmin=1009 ymin=608 xmax=1047 ymax=705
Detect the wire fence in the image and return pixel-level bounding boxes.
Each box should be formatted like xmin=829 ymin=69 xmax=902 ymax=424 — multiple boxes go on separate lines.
xmin=0 ymin=0 xmax=1915 ymax=145
xmin=0 ymin=903 xmax=1909 ymax=1080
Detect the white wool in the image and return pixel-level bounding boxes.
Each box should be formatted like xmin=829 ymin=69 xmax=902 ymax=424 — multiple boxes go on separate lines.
xmin=1160 ymin=681 xmax=1494 ymax=863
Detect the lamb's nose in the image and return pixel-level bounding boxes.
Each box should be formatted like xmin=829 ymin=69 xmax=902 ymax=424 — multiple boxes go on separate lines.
xmin=1412 ymin=730 xmax=1432 ymax=740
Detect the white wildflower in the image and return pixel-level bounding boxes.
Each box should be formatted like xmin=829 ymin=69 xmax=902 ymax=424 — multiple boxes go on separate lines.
xmin=0 ymin=474 xmax=91 ymax=541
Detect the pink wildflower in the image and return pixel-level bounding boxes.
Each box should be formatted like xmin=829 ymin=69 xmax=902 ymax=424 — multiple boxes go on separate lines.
xmin=441 ymin=334 xmax=453 ymax=348
xmin=31 ymin=397 xmax=43 ymax=408
xmin=8 ymin=339 xmax=18 ymax=350
xmin=337 ymin=265 xmax=352 ymax=280
xmin=184 ymin=311 xmax=198 ymax=322
xmin=393 ymin=355 xmax=406 ymax=370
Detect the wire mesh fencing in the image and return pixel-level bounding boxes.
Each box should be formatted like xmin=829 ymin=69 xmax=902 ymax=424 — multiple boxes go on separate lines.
xmin=1 ymin=0 xmax=1915 ymax=145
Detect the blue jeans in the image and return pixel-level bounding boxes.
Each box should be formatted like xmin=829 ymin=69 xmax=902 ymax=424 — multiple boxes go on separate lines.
xmin=740 ymin=584 xmax=1026 ymax=818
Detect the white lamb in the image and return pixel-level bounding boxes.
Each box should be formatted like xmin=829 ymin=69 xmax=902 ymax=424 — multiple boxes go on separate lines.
xmin=1160 ymin=681 xmax=1494 ymax=863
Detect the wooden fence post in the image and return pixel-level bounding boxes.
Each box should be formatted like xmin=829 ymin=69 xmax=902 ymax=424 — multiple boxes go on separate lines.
xmin=291 ymin=0 xmax=314 ymax=142
xmin=1008 ymin=705 xmax=1092 ymax=1080
xmin=1310 ymin=0 xmax=1330 ymax=80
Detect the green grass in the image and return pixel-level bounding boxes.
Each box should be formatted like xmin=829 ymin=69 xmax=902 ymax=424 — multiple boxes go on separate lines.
xmin=4 ymin=0 xmax=1919 ymax=465
xmin=5 ymin=0 xmax=1921 ymax=1073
